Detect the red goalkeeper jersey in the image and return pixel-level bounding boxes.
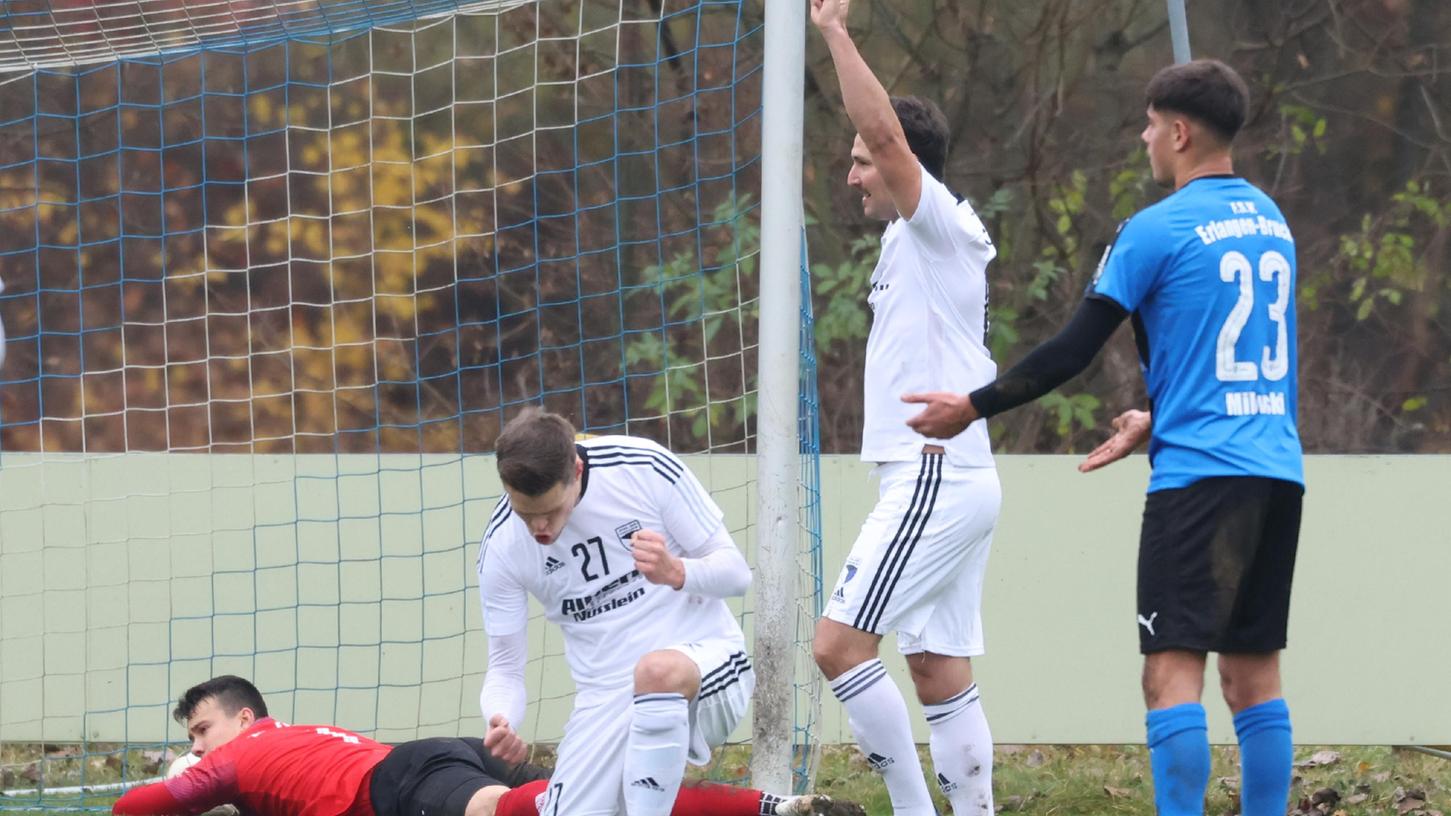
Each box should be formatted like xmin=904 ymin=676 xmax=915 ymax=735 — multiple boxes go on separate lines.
xmin=113 ymin=718 xmax=392 ymax=816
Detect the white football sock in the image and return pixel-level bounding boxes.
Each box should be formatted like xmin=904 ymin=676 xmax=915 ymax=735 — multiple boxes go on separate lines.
xmin=829 ymin=659 xmax=937 ymax=816
xmin=622 ymin=693 xmax=690 ymax=816
xmin=925 ymin=683 xmax=993 ymax=815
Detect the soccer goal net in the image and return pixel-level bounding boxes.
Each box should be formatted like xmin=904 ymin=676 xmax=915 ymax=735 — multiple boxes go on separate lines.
xmin=0 ymin=0 xmax=820 ymax=807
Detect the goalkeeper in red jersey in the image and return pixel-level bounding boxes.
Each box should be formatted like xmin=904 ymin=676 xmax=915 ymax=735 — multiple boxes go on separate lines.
xmin=113 ymin=675 xmax=859 ymax=816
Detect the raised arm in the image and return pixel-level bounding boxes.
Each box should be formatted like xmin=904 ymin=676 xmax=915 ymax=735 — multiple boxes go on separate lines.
xmin=812 ymin=0 xmax=923 ymax=219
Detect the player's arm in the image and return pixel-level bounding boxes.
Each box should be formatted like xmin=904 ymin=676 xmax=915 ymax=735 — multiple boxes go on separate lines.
xmin=968 ymin=294 xmax=1129 ymax=417
xmin=812 ymin=0 xmax=923 ymax=219
xmin=633 ymin=449 xmax=750 ymax=598
xmin=477 ymin=542 xmax=530 ymax=764
xmin=113 ymin=781 xmax=188 ymax=816
xmin=905 ymin=214 xmax=1164 ymax=438
xmin=479 ymin=630 xmax=529 ymax=764
xmin=904 ymin=295 xmax=1129 ymax=438
xmin=632 ymin=525 xmax=751 ymax=598
xmin=114 ymin=754 xmax=234 ymax=816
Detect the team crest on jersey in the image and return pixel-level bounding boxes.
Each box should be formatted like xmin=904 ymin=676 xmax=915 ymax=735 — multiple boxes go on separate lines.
xmin=614 ymin=519 xmax=643 ymax=545
xmin=830 ymin=563 xmax=859 ymax=603
xmin=543 ymin=556 xmax=565 ymax=575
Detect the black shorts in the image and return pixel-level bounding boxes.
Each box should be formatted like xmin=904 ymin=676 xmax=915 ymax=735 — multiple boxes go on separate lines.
xmin=1137 ymin=476 xmax=1303 ymax=654
xmin=369 ymin=738 xmax=551 ymax=816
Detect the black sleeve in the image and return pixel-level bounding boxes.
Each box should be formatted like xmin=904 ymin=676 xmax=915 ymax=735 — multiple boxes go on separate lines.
xmin=969 ymin=295 xmax=1129 ymax=419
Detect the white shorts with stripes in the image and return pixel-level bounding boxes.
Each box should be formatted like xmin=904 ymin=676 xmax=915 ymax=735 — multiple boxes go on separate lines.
xmin=538 ymin=639 xmax=754 ymax=816
xmin=824 ymin=454 xmax=1001 ymax=656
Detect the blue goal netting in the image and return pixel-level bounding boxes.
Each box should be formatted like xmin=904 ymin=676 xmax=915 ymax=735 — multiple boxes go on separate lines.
xmin=0 ymin=0 xmax=820 ymax=807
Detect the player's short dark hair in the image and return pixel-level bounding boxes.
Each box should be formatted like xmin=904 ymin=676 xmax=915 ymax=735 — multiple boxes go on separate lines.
xmin=1144 ymin=59 xmax=1249 ymax=144
xmin=495 ymin=408 xmax=578 ymax=497
xmin=173 ymin=675 xmax=268 ymax=724
xmin=890 ymin=95 xmax=950 ymax=183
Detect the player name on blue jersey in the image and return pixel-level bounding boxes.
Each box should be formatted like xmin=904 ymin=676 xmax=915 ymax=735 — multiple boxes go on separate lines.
xmin=1224 ymin=390 xmax=1287 ymax=417
xmin=1194 ymin=214 xmax=1293 ymax=245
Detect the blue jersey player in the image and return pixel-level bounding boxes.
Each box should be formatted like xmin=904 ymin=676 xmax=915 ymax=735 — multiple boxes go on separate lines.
xmin=904 ymin=59 xmax=1302 ymax=816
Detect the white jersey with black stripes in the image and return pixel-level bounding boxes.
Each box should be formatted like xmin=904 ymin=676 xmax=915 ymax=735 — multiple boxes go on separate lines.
xmin=477 ymin=435 xmax=747 ymax=708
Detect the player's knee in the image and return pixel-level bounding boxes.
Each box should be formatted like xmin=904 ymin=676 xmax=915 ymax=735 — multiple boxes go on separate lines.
xmin=811 ymin=619 xmax=874 ymax=679
xmin=1141 ymin=650 xmax=1207 ymax=708
xmin=1218 ymin=653 xmax=1276 ymax=705
xmin=1219 ymin=670 xmax=1256 ymax=711
xmin=462 ymin=784 xmax=509 ymax=816
xmin=811 ymin=626 xmax=845 ymax=677
xmin=633 ymin=650 xmax=699 ymax=696
xmin=906 ymin=653 xmax=972 ymax=704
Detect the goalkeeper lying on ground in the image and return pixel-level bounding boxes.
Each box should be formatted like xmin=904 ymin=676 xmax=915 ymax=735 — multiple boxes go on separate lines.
xmin=112 ymin=675 xmax=861 ymax=816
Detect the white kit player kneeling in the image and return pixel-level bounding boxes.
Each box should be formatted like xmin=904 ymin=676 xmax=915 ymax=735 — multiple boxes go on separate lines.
xmin=477 ymin=408 xmax=756 ymax=816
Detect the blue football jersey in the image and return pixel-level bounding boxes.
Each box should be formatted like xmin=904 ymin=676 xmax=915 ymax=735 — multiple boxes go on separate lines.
xmin=1091 ymin=176 xmax=1304 ymax=492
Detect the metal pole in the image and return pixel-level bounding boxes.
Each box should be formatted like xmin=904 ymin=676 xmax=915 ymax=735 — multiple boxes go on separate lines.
xmin=752 ymin=0 xmax=806 ymax=796
xmin=1166 ymin=0 xmax=1192 ymax=63
xmin=1398 ymin=745 xmax=1451 ymax=762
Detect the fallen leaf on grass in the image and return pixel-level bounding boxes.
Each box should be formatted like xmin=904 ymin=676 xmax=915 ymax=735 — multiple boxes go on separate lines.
xmin=1394 ymin=786 xmax=1427 ymax=814
xmin=1103 ymin=786 xmax=1131 ymax=799
xmin=1346 ymin=793 xmax=1368 ymax=805
xmin=1373 ymin=771 xmax=1392 ymax=783
xmin=1297 ymin=750 xmax=1342 ymax=768
xmin=1024 ymin=749 xmax=1046 ymax=768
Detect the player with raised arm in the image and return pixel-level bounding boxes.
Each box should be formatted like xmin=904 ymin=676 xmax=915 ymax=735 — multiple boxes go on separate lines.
xmin=905 ymin=60 xmax=1303 ymax=816
xmin=810 ymin=0 xmax=1004 ymax=813
xmin=114 ymin=675 xmax=856 ymax=816
xmin=478 ymin=409 xmax=806 ymax=816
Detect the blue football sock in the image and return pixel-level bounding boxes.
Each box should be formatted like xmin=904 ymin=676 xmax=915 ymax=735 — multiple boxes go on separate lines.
xmin=1146 ymin=703 xmax=1210 ymax=816
xmin=1234 ymin=698 xmax=1293 ymax=816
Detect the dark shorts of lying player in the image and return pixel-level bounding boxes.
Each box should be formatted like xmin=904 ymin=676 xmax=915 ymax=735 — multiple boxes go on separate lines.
xmin=111 ymin=675 xmax=862 ymax=816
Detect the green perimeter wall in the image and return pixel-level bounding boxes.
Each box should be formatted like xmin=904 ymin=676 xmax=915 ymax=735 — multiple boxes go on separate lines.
xmin=0 ymin=454 xmax=1446 ymax=746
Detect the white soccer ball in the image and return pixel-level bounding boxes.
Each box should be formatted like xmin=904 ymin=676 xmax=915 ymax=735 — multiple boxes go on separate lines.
xmin=166 ymin=752 xmax=202 ymax=779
